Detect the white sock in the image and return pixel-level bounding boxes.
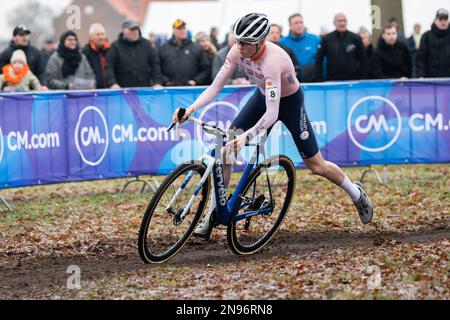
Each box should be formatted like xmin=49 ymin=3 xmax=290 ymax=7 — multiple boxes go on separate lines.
xmin=340 ymin=176 xmax=361 ymax=202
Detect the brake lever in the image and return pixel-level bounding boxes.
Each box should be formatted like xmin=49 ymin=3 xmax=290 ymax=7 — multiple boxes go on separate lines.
xmin=167 ymin=122 xmax=176 ymax=132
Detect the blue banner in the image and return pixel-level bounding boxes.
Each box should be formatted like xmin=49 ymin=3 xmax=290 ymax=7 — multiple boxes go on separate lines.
xmin=0 ymin=79 xmax=449 ymax=189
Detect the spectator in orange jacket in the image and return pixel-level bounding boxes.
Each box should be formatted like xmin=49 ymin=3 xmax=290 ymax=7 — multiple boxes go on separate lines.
xmin=83 ymin=23 xmax=110 ymax=89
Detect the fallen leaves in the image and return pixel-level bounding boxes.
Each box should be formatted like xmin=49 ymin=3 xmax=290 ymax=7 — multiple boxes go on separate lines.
xmin=0 ymin=165 xmax=448 ymax=300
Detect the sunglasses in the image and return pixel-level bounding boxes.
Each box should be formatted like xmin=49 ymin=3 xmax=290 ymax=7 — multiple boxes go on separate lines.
xmin=237 ymin=40 xmax=257 ymax=47
xmin=438 ymin=16 xmax=448 ymax=21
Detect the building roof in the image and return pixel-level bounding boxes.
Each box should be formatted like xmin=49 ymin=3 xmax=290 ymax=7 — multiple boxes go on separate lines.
xmin=106 ymin=0 xmax=151 ymax=24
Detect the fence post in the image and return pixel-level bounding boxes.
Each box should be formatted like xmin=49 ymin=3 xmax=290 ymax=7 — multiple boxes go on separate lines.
xmin=120 ymin=176 xmax=159 ymax=194
xmin=360 ymin=165 xmax=384 ymax=185
xmin=0 ymin=195 xmax=13 ymax=212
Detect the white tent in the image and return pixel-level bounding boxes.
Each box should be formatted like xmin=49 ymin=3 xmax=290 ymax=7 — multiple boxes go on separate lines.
xmin=142 ymin=0 xmax=372 ymax=40
xmin=142 ymin=0 xmax=450 ymax=41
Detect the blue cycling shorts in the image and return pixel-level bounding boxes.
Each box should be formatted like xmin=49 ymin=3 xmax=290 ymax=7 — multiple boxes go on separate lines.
xmin=231 ymin=88 xmax=319 ymax=159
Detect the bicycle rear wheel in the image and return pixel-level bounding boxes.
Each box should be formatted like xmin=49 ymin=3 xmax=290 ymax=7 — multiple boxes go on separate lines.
xmin=227 ymin=155 xmax=296 ymax=255
xmin=138 ymin=162 xmax=210 ymax=264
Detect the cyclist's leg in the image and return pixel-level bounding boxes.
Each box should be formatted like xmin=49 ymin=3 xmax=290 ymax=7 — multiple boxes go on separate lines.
xmin=301 ymin=151 xmax=373 ymax=224
xmin=278 ymin=89 xmax=346 ymax=183
xmin=278 ymin=89 xmax=372 ymax=223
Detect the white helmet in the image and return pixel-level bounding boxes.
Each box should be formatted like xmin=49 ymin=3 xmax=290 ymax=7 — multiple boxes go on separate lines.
xmin=233 ymin=13 xmax=270 ymax=44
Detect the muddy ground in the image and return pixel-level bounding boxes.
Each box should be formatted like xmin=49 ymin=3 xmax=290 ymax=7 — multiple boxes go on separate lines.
xmin=0 ymin=164 xmax=448 ymax=299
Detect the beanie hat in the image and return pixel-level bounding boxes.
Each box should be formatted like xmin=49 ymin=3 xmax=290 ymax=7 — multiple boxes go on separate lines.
xmin=10 ymin=49 xmax=27 ymax=65
xmin=195 ymin=32 xmax=209 ymax=42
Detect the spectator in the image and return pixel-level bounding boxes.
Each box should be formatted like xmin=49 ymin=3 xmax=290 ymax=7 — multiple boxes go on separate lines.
xmin=315 ymin=13 xmax=367 ymax=81
xmin=319 ymin=26 xmax=329 ymax=37
xmin=268 ymin=23 xmax=302 ymax=81
xmin=159 ymin=19 xmax=210 ymax=86
xmin=220 ymin=32 xmax=230 ymax=49
xmin=358 ymin=27 xmax=374 ymax=78
xmin=416 ymin=9 xmax=450 ymax=78
xmin=0 ymin=25 xmax=45 ymax=81
xmin=371 ymin=22 xmax=412 ymax=79
xmin=148 ymin=32 xmax=158 ymax=49
xmin=105 ymin=20 xmax=162 ymax=89
xmin=358 ymin=27 xmax=373 ymax=60
xmin=0 ymin=50 xmax=46 ymax=91
xmin=219 ymin=24 xmax=236 ymax=49
xmin=387 ymin=17 xmax=407 ymax=44
xmin=212 ymin=33 xmax=250 ymax=85
xmin=83 ymin=23 xmax=110 ymax=89
xmin=407 ymin=23 xmax=422 ymax=76
xmin=195 ymin=32 xmax=217 ymax=85
xmin=407 ymin=23 xmax=422 ymax=55
xmin=280 ymin=13 xmax=320 ymax=82
xmin=210 ymin=27 xmax=220 ymax=50
xmin=45 ymin=31 xmax=96 ymax=90
xmin=40 ymin=35 xmax=56 ymax=71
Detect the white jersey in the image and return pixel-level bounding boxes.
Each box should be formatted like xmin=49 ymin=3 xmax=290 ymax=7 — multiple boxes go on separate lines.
xmin=191 ymin=41 xmax=300 ymax=137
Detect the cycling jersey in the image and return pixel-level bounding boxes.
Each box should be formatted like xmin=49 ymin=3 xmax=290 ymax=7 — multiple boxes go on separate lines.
xmin=191 ymin=42 xmax=299 ymax=136
xmin=190 ymin=41 xmax=319 ymax=159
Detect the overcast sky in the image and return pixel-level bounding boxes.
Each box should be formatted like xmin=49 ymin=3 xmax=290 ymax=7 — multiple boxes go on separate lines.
xmin=1 ymin=0 xmax=449 ymax=42
xmin=0 ymin=0 xmax=70 ymax=40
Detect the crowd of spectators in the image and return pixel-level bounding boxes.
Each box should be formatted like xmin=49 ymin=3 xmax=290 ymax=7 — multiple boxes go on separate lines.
xmin=0 ymin=8 xmax=449 ymax=92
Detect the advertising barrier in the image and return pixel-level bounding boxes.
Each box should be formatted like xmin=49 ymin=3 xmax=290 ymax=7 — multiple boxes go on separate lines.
xmin=0 ymin=79 xmax=449 ymax=190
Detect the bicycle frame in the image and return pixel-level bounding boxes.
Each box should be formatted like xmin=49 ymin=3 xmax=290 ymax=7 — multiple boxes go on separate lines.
xmin=166 ymin=119 xmax=275 ymax=226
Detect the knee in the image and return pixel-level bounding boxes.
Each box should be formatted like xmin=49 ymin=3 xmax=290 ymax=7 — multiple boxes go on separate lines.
xmin=309 ymin=163 xmax=327 ymax=177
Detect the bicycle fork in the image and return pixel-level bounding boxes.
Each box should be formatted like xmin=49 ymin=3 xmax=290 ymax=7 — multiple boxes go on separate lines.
xmin=166 ymin=154 xmax=216 ymax=220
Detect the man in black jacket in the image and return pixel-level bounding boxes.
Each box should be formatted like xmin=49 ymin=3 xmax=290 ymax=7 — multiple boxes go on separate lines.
xmin=40 ymin=35 xmax=56 ymax=71
xmin=105 ymin=20 xmax=162 ymax=89
xmin=159 ymin=19 xmax=210 ymax=86
xmin=372 ymin=22 xmax=412 ymax=79
xmin=0 ymin=25 xmax=45 ymax=81
xmin=416 ymin=8 xmax=450 ymax=78
xmin=315 ymin=13 xmax=367 ymax=81
xmin=83 ymin=23 xmax=110 ymax=89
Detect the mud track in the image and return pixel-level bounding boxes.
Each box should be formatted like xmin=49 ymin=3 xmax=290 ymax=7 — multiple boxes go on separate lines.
xmin=1 ymin=226 xmax=448 ymax=299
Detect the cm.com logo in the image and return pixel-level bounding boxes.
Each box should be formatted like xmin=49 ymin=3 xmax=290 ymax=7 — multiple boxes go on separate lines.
xmin=75 ymin=106 xmax=109 ymax=166
xmin=348 ymin=96 xmax=402 ymax=153
xmin=196 ymin=101 xmax=239 ymax=146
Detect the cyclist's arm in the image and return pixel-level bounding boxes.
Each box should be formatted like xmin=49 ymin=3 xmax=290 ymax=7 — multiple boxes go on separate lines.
xmin=188 ymin=47 xmax=239 ymax=114
xmin=244 ymin=67 xmax=282 ymax=140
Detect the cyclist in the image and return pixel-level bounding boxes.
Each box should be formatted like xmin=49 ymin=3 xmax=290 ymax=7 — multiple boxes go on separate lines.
xmin=172 ymin=13 xmax=373 ymax=240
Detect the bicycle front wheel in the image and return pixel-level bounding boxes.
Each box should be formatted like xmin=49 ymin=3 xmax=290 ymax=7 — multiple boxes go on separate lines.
xmin=227 ymin=155 xmax=296 ymax=255
xmin=138 ymin=162 xmax=210 ymax=264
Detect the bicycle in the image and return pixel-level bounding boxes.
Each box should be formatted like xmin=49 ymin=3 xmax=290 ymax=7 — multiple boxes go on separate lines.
xmin=138 ymin=110 xmax=297 ymax=264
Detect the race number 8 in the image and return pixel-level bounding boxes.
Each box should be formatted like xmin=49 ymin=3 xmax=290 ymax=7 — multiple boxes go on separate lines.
xmin=266 ymin=85 xmax=279 ymax=101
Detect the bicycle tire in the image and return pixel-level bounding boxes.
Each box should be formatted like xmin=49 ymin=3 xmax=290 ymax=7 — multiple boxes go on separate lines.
xmin=138 ymin=162 xmax=210 ymax=264
xmin=227 ymin=155 xmax=296 ymax=255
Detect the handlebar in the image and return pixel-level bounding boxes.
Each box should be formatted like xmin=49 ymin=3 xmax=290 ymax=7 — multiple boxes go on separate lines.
xmin=167 ymin=114 xmax=265 ymax=148
xmin=167 ymin=108 xmax=228 ymax=139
